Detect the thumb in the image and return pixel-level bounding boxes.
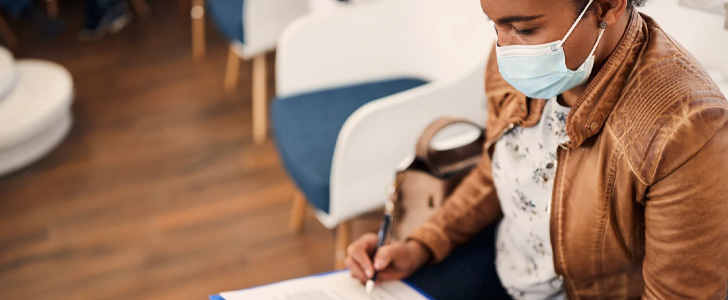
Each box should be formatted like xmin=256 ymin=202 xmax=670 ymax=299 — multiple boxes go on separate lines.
xmin=373 ymin=245 xmax=400 ymax=271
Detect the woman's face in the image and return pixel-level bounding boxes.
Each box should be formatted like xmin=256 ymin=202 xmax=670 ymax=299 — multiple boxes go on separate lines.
xmin=481 ymin=0 xmax=603 ymax=71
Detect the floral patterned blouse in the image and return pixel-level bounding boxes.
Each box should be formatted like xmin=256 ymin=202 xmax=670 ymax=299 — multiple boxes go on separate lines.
xmin=491 ymin=98 xmax=571 ymax=299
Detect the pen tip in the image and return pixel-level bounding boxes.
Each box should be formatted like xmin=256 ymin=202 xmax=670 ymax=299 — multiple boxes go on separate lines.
xmin=365 ymin=280 xmax=375 ymax=295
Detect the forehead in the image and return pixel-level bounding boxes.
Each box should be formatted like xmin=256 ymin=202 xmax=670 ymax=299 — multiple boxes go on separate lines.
xmin=480 ymin=0 xmax=571 ymax=19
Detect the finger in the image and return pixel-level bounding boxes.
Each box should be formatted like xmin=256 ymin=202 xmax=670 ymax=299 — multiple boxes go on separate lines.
xmin=373 ymin=245 xmax=398 ymax=271
xmin=365 ymin=233 xmax=381 ymax=253
xmin=361 ymin=233 xmax=380 ymax=253
xmin=374 ymin=244 xmax=410 ymax=271
xmin=345 ymin=257 xmax=368 ymax=284
xmin=347 ymin=233 xmax=378 ymax=255
xmin=347 ymin=234 xmax=379 ymax=276
xmin=347 ymin=246 xmax=374 ymax=278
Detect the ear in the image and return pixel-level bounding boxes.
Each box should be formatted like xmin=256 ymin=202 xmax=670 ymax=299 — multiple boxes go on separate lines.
xmin=595 ymin=0 xmax=628 ymax=27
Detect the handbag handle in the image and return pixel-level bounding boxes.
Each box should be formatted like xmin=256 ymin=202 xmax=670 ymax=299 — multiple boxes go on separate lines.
xmin=415 ymin=117 xmax=485 ymax=176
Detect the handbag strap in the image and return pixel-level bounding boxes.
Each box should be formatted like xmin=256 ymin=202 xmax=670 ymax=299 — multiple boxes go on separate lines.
xmin=415 ymin=117 xmax=484 ymax=175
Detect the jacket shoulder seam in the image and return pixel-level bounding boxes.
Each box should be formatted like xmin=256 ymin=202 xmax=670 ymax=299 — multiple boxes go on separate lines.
xmin=605 ymin=122 xmax=648 ymax=185
xmin=647 ymin=102 xmax=728 ymax=185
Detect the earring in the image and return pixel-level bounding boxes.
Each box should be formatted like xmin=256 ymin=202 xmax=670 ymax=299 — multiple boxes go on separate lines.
xmin=599 ymin=21 xmax=608 ymax=29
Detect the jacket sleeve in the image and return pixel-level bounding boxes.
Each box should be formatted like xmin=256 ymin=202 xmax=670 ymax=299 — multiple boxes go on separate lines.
xmin=642 ymin=107 xmax=728 ymax=299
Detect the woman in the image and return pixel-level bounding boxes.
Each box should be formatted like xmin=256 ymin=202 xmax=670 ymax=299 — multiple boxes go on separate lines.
xmin=346 ymin=0 xmax=728 ymax=299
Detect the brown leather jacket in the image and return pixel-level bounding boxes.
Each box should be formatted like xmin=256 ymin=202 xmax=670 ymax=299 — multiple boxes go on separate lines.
xmin=409 ymin=9 xmax=728 ymax=299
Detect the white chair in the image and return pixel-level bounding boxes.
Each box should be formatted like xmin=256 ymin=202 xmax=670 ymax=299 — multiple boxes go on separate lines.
xmin=274 ymin=0 xmax=494 ymax=267
xmin=0 ymin=47 xmax=74 ymax=177
xmin=190 ymin=0 xmax=308 ymax=144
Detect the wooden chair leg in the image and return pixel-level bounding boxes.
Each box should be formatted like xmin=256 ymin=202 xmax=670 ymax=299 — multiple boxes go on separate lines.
xmin=0 ymin=16 xmax=17 ymax=51
xmin=334 ymin=221 xmax=351 ymax=269
xmin=289 ymin=190 xmax=306 ymax=233
xmin=224 ymin=45 xmax=240 ymax=92
xmin=129 ymin=0 xmax=151 ymax=17
xmin=178 ymin=0 xmax=188 ymax=21
xmin=190 ymin=0 xmax=206 ymax=60
xmin=45 ymin=0 xmax=59 ymax=18
xmin=252 ymin=53 xmax=268 ymax=145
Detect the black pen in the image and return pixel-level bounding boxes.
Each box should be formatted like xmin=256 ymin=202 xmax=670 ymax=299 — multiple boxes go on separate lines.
xmin=365 ymin=210 xmax=392 ymax=295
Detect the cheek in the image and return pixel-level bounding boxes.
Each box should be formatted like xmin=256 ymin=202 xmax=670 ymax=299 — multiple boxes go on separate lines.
xmin=561 ymin=25 xmax=597 ymax=70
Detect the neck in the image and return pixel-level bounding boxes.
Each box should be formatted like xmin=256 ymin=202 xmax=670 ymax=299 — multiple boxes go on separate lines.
xmin=560 ymin=8 xmax=633 ymax=107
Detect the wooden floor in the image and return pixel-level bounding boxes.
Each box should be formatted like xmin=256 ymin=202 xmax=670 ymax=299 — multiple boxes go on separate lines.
xmin=0 ymin=1 xmax=360 ymax=299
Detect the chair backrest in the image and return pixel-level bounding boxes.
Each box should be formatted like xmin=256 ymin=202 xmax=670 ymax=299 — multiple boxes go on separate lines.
xmin=395 ymin=0 xmax=495 ymax=82
xmin=242 ymin=0 xmax=310 ymax=57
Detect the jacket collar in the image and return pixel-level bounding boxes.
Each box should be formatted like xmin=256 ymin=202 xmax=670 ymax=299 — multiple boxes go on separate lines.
xmin=564 ymin=9 xmax=647 ymax=147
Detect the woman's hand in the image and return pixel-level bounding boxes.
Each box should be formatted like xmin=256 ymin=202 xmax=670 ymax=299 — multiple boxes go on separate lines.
xmin=345 ymin=233 xmax=431 ymax=284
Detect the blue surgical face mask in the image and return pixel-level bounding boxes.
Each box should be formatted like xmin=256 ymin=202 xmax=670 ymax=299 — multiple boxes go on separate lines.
xmin=495 ymin=0 xmax=606 ymax=100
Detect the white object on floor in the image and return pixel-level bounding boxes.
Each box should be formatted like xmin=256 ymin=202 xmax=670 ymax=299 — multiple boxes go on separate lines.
xmin=0 ymin=59 xmax=74 ymax=176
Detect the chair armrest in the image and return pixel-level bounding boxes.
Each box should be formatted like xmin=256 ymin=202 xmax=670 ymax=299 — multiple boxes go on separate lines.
xmin=275 ymin=0 xmax=410 ymax=97
xmin=320 ymin=60 xmax=489 ymax=227
xmin=240 ymin=0 xmax=309 ymax=58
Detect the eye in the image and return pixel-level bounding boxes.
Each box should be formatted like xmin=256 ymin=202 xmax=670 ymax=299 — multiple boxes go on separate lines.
xmin=513 ymin=27 xmax=535 ymax=36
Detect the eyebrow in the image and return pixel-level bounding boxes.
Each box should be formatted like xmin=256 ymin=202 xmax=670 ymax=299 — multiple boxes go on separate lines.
xmin=496 ymin=14 xmax=544 ymax=24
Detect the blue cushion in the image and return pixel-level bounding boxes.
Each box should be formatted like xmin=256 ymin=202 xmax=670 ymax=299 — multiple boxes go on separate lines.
xmin=272 ymin=78 xmax=428 ymax=214
xmin=207 ymin=0 xmax=245 ymax=44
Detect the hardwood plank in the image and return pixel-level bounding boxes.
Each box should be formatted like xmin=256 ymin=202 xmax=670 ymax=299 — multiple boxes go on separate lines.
xmin=0 ymin=1 xmax=333 ymax=299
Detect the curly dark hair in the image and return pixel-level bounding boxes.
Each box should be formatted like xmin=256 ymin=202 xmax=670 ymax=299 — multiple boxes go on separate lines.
xmin=572 ymin=0 xmax=649 ymax=16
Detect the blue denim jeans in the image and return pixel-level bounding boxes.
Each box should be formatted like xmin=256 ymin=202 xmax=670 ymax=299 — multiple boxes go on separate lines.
xmin=406 ymin=222 xmax=511 ymax=300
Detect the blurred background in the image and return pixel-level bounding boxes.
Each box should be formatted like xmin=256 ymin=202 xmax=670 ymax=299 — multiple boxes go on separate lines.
xmin=0 ymin=0 xmax=725 ymax=299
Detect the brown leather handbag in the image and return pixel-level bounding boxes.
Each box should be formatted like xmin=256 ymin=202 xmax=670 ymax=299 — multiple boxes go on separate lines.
xmin=388 ymin=117 xmax=485 ymax=241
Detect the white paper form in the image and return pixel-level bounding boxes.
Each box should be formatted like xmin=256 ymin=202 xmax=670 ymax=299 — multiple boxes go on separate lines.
xmin=217 ymin=271 xmax=431 ymax=300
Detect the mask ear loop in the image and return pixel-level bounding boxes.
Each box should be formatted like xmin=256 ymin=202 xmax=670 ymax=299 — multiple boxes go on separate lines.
xmin=587 ymin=21 xmax=608 ymax=57
xmin=558 ymin=0 xmax=596 ymax=48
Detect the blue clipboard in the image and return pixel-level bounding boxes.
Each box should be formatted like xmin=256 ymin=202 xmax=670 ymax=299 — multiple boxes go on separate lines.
xmin=209 ymin=270 xmax=435 ymax=300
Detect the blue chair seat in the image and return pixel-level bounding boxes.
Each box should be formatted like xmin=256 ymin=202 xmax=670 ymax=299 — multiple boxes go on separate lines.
xmin=207 ymin=0 xmax=245 ymax=44
xmin=272 ymin=78 xmax=429 ymax=214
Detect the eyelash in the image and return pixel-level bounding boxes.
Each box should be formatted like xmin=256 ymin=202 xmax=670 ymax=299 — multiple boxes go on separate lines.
xmin=514 ymin=28 xmax=534 ymax=36
xmin=492 ymin=24 xmax=535 ymax=36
